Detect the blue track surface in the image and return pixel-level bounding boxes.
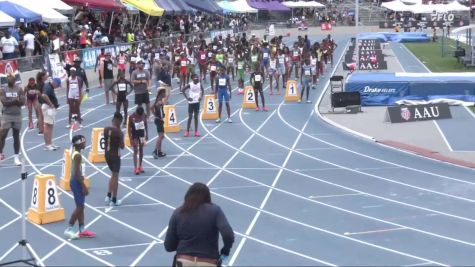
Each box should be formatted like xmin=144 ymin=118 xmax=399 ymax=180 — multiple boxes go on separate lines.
xmin=1 ymin=34 xmax=475 ymax=266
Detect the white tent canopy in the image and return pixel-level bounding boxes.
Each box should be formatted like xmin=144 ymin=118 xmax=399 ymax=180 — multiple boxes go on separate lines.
xmin=0 ymin=10 xmax=15 ymax=27
xmin=283 ymin=1 xmax=325 ymax=8
xmin=217 ymin=0 xmax=258 ymax=13
xmin=382 ymin=0 xmax=470 ymax=13
xmin=14 ymin=0 xmax=69 ymax=23
xmin=41 ymin=0 xmax=74 ymax=14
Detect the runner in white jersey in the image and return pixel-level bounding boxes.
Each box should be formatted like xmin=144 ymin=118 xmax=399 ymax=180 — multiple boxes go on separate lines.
xmin=66 ymin=67 xmax=84 ymax=128
xmin=182 ymin=74 xmax=204 ymax=137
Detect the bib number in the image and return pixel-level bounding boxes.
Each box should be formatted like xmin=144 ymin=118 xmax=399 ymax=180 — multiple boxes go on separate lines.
xmin=211 ymin=65 xmax=216 ymax=71
xmin=254 ymin=75 xmax=261 ymax=82
xmin=118 ymin=83 xmax=126 ymax=92
xmin=134 ymin=121 xmax=145 ymax=130
xmin=219 ymin=78 xmax=226 ymax=86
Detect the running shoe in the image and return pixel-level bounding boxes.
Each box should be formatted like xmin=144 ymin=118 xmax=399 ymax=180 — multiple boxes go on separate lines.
xmin=184 ymin=131 xmax=190 ymax=137
xmin=152 ymin=150 xmax=158 ymax=159
xmin=297 ymin=99 xmax=301 ymax=103
xmin=139 ymin=166 xmax=144 ymax=173
xmin=28 ymin=122 xmax=33 ymax=129
xmin=65 ymin=124 xmax=71 ymax=129
xmin=227 ymin=118 xmax=233 ymax=123
xmin=0 ymin=154 xmax=5 ymax=161
xmin=262 ymin=107 xmax=269 ymax=112
xmin=134 ymin=167 xmax=140 ymax=175
xmin=255 ymin=107 xmax=260 ymax=111
xmin=37 ymin=132 xmax=43 ymax=136
xmin=194 ymin=131 xmax=200 ymax=137
xmin=104 ymin=196 xmax=111 ymax=204
xmin=79 ymin=230 xmax=96 ymax=238
xmin=64 ymin=229 xmax=79 ymax=240
xmin=306 ymin=100 xmax=312 ymax=103
xmin=215 ymin=118 xmax=221 ymax=123
xmin=52 ymin=144 xmax=60 ymax=149
xmin=157 ymin=152 xmax=166 ymax=157
xmin=13 ymin=155 xmax=21 ymax=166
xmin=110 ymin=199 xmax=122 ymax=207
xmin=44 ymin=145 xmax=57 ymax=151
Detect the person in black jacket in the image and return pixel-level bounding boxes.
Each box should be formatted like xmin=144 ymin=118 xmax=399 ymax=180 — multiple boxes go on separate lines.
xmin=165 ymin=183 xmax=234 ymax=267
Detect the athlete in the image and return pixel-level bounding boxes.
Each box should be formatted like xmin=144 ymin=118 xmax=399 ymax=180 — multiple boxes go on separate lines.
xmin=104 ymin=112 xmax=124 ymax=206
xmin=24 ymin=78 xmax=40 ymax=130
xmin=268 ymin=53 xmax=277 ymax=95
xmin=109 ymin=73 xmax=134 ymax=128
xmin=250 ymin=64 xmax=267 ymax=111
xmin=117 ymin=50 xmax=128 ymax=79
xmin=151 ymin=88 xmax=166 ymax=159
xmin=300 ymin=58 xmax=313 ymax=103
xmin=214 ymin=67 xmax=232 ymax=123
xmin=182 ymin=74 xmax=204 ymax=137
xmin=66 ymin=67 xmax=84 ymax=128
xmin=64 ymin=135 xmax=95 ymax=239
xmin=128 ymin=106 xmax=148 ymax=175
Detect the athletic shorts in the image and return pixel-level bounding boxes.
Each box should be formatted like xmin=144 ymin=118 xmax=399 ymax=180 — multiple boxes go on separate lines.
xmin=104 ymin=79 xmax=114 ymax=92
xmin=217 ymin=88 xmax=229 ymax=103
xmin=180 ymin=67 xmax=187 ymax=76
xmin=154 ymin=118 xmax=164 ymax=133
xmin=237 ymin=70 xmax=245 ymax=81
xmin=188 ymin=102 xmax=199 ymax=114
xmin=117 ymin=93 xmax=128 ymax=103
xmin=1 ymin=117 xmax=21 ymax=130
xmin=41 ymin=104 xmax=57 ymax=125
xmin=277 ymin=65 xmax=286 ymax=75
xmin=254 ymin=86 xmax=263 ymax=93
xmin=105 ymin=153 xmax=121 ymax=173
xmin=70 ymin=178 xmax=85 ymax=206
xmin=135 ymin=93 xmax=150 ymax=105
xmin=262 ymin=59 xmax=269 ymax=67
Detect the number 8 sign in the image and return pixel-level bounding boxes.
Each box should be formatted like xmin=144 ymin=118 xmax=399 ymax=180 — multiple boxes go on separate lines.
xmin=31 ymin=179 xmax=39 ymax=211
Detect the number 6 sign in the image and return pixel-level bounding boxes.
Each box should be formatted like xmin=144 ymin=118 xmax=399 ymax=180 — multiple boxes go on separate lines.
xmin=88 ymin=128 xmax=106 ymax=163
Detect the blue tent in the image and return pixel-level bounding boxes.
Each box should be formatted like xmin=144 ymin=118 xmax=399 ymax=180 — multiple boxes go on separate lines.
xmin=0 ymin=1 xmax=41 ymax=23
xmin=184 ymin=0 xmax=222 ymax=13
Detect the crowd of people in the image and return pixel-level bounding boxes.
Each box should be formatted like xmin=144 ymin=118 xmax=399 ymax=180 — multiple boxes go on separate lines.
xmin=0 ymin=6 xmax=249 ymax=60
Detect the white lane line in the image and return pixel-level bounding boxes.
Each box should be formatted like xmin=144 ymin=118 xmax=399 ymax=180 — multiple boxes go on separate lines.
xmin=343 ymin=227 xmax=407 ymax=236
xmin=229 ymin=109 xmax=314 ymax=266
xmin=129 ymin=240 xmax=159 ymax=267
xmin=84 ymin=242 xmax=156 ymax=251
xmin=308 ymin=193 xmax=363 ymax=199
xmin=0 ymin=215 xmax=21 ymax=232
xmin=0 ymin=198 xmax=114 ymax=267
xmin=210 ymin=185 xmax=266 ymax=190
xmin=403 ymin=262 xmax=433 ymax=267
xmin=433 ymin=120 xmax=454 ymax=152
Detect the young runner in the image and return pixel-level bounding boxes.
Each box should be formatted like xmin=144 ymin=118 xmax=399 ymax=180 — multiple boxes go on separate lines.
xmin=250 ymin=64 xmax=267 ymax=111
xmin=109 ymin=73 xmax=134 ymax=128
xmin=24 ymin=78 xmax=40 ymax=130
xmin=215 ymin=67 xmax=232 ymax=123
xmin=300 ymin=58 xmax=313 ymax=103
xmin=64 ymin=135 xmax=95 ymax=239
xmin=128 ymin=106 xmax=148 ymax=175
xmin=182 ymin=74 xmax=204 ymax=137
xmin=104 ymin=112 xmax=124 ymax=206
xmin=152 ymin=88 xmax=167 ymax=159
xmin=66 ymin=68 xmax=83 ymax=129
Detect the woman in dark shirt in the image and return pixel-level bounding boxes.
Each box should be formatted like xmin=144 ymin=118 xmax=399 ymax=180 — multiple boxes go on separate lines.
xmin=35 ymin=71 xmax=48 ymax=134
xmin=165 ymin=183 xmax=234 ymax=267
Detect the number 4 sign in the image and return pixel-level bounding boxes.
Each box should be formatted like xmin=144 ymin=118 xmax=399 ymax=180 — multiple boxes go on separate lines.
xmin=285 ymin=80 xmax=300 ymax=102
xmin=164 ymin=105 xmax=180 ymax=133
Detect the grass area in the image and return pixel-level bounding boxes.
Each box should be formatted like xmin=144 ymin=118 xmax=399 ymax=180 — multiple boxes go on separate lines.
xmin=405 ymin=39 xmax=472 ymax=72
xmin=469 ymin=106 xmax=475 ymax=114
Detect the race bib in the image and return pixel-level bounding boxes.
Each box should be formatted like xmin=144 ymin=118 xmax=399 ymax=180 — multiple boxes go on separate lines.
xmin=311 ymin=59 xmax=317 ymax=66
xmin=254 ymin=75 xmax=261 ymax=82
xmin=293 ymin=51 xmax=299 ymax=57
xmin=263 ymin=52 xmax=269 ymax=58
xmin=201 ymin=54 xmax=206 ymax=60
xmin=107 ymin=64 xmax=113 ymax=70
xmin=218 ymin=78 xmax=226 ymax=86
xmin=69 ymin=83 xmax=78 ymax=90
xmin=134 ymin=121 xmax=145 ymax=130
xmin=251 ymin=55 xmax=257 ymax=62
xmin=137 ymin=73 xmax=145 ymax=78
xmin=305 ymin=70 xmax=311 ymax=76
xmin=208 ymin=52 xmax=213 ymax=58
xmin=228 ymin=58 xmax=234 ymax=63
xmin=155 ymin=53 xmax=160 ymax=59
xmin=210 ymin=65 xmax=217 ymax=71
xmin=119 ymin=59 xmax=125 ymax=64
xmin=28 ymin=90 xmax=36 ymax=95
xmin=213 ymin=45 xmax=217 ymax=50
xmin=118 ymin=83 xmax=126 ymax=92
xmin=5 ymin=92 xmax=18 ymax=98
xmin=237 ymin=62 xmax=243 ymax=69
xmin=270 ymin=61 xmax=276 ymax=69
xmin=181 ymin=60 xmax=187 ymax=67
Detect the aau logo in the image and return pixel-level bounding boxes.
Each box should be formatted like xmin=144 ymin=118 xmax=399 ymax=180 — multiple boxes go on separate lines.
xmin=400 ymin=107 xmax=411 ymax=121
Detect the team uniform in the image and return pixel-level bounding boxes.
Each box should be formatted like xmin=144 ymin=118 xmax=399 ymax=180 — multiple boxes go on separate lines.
xmin=104 ymin=126 xmax=123 ymax=173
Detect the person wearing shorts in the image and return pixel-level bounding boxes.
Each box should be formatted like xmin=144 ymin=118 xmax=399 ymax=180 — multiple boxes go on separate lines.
xmin=250 ymin=64 xmax=267 ymax=112
xmin=260 ymin=43 xmax=270 ymax=75
xmin=0 ymin=74 xmax=25 ymax=165
xmin=208 ymin=56 xmax=219 ymax=92
xmin=66 ymin=67 xmax=84 ymax=128
xmin=104 ymin=112 xmax=124 ymax=206
xmin=178 ymin=53 xmax=188 ymax=92
xmin=24 ymin=77 xmax=40 ymax=130
xmin=300 ymin=58 xmax=313 ymax=103
xmin=268 ymin=54 xmax=278 ymax=95
xmin=128 ymin=106 xmax=148 ymax=175
xmin=131 ymin=60 xmax=151 ymax=118
xmin=64 ymin=135 xmax=96 ymax=240
xmin=198 ymin=46 xmax=208 ymax=83
xmin=214 ymin=67 xmax=232 ymax=123
xmin=182 ymin=74 xmax=204 ymax=137
xmin=117 ymin=51 xmax=128 ymax=79
xmin=152 ymin=88 xmax=167 ymax=159
xmin=41 ymin=78 xmax=61 ymax=151
xmin=109 ymin=73 xmax=134 ymax=128
xmin=101 ymin=52 xmax=116 ymax=105
xmin=236 ymin=54 xmax=247 ymax=94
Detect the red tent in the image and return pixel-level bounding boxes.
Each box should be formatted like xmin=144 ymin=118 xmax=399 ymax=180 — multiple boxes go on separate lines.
xmin=62 ymin=0 xmax=124 ymax=10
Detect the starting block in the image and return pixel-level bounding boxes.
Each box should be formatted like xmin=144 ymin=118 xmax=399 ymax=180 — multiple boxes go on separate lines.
xmin=60 ymin=149 xmax=90 ymax=190
xmin=202 ymin=95 xmax=219 ymax=120
xmin=27 ymin=174 xmax=65 ymax=224
xmin=285 ymin=80 xmax=300 ymax=102
xmin=88 ymin=128 xmax=106 ymax=163
xmin=164 ymin=105 xmax=180 ymax=133
xmin=242 ymin=86 xmax=257 ymax=109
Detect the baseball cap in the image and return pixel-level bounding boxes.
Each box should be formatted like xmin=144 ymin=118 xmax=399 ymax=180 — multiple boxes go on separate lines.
xmin=70 ymin=67 xmax=77 ymax=71
xmin=52 ymin=78 xmax=61 ymax=87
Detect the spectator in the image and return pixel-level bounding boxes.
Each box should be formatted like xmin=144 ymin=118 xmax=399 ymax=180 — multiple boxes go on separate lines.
xmin=23 ymin=30 xmax=35 ymax=57
xmin=41 ymin=77 xmax=61 ymax=151
xmin=165 ymin=182 xmax=234 ymax=267
xmin=1 ymin=31 xmax=19 ymax=59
